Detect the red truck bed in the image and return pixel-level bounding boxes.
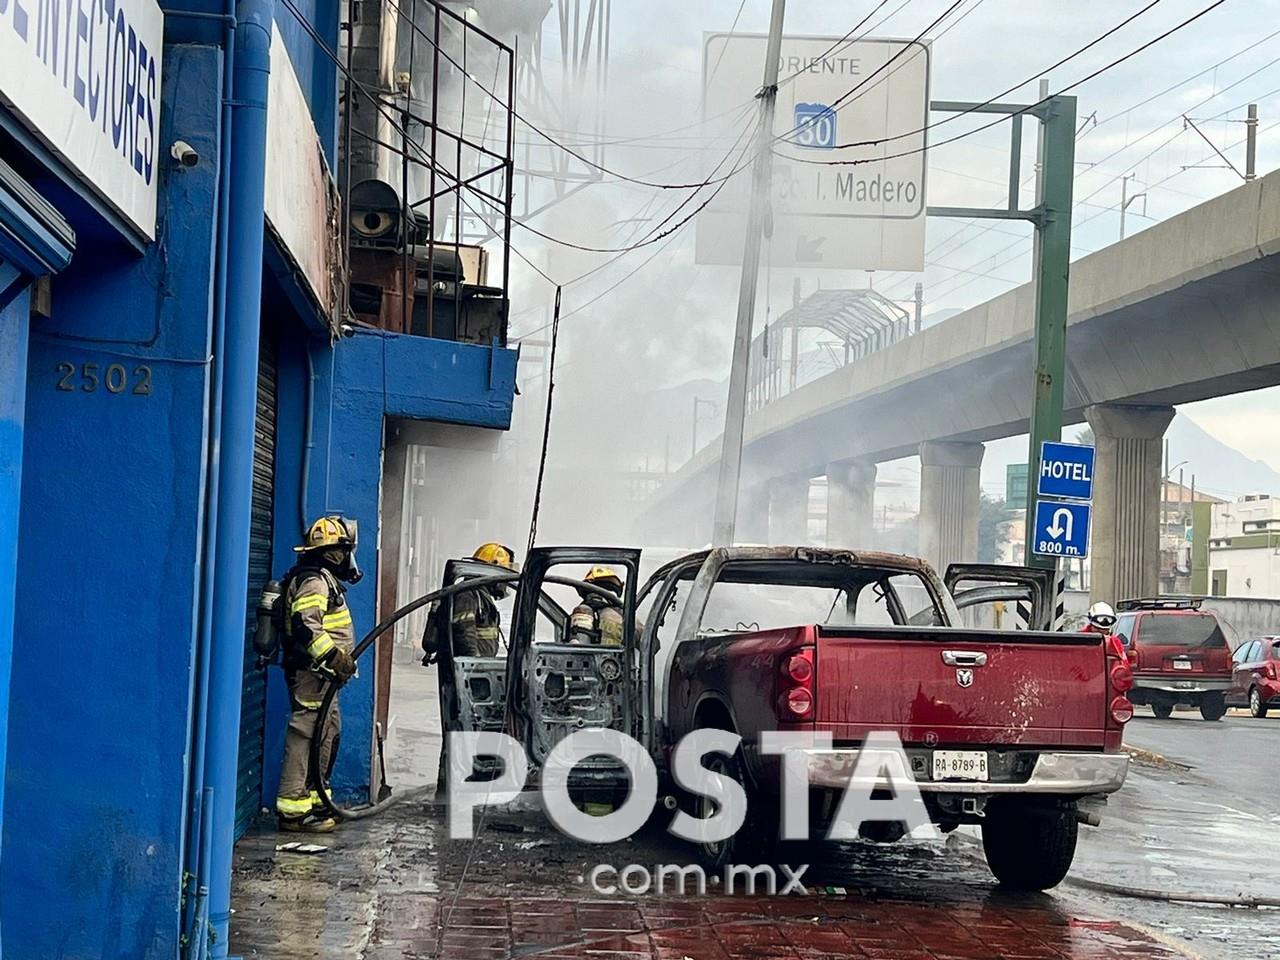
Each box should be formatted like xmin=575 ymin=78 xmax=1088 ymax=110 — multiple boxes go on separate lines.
xmin=813 ymin=626 xmax=1111 ymax=748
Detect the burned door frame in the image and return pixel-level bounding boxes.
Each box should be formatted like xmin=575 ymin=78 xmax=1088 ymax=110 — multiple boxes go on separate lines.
xmin=507 ymin=546 xmax=642 ymax=780
xmin=944 ymin=563 xmax=1058 ymax=631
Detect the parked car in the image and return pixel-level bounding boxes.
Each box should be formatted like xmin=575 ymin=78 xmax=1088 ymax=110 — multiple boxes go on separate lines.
xmin=1113 ymin=598 xmax=1232 ymax=720
xmin=658 ymin=547 xmax=1132 ymax=891
xmin=1227 ymin=636 xmax=1280 ymax=717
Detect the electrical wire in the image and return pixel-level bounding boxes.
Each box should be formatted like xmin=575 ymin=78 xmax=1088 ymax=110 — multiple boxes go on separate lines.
xmin=706 ymin=0 xmax=750 ymax=87
xmin=919 ymin=114 xmax=1278 ymax=304
xmin=878 ymin=26 xmax=1280 ymax=296
xmin=785 ymin=0 xmax=1167 ymax=152
xmin=383 ymin=0 xmax=753 ymax=190
xmin=1080 ymin=24 xmax=1280 ymax=139
xmin=780 ymin=0 xmax=1233 ymax=168
xmin=525 ymin=286 xmax=561 ymax=555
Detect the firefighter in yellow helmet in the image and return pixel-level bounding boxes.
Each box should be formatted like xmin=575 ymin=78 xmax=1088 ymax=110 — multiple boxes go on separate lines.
xmin=569 ymin=566 xmax=626 ymax=646
xmin=452 ymin=542 xmax=516 ymax=657
xmin=275 ymin=516 xmax=361 ymax=832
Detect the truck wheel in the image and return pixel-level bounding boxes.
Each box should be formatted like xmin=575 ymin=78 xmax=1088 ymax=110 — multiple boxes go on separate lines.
xmin=694 ymin=752 xmax=767 ymax=872
xmin=981 ymin=804 xmax=1077 ymax=891
xmin=1250 ymin=686 xmax=1269 ymax=719
xmin=1200 ymin=692 xmax=1227 ymax=721
xmin=1151 ymin=702 xmax=1174 ymax=719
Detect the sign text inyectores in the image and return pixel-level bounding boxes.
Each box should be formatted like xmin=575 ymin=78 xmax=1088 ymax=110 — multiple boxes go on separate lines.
xmin=0 ymin=0 xmax=165 ymax=238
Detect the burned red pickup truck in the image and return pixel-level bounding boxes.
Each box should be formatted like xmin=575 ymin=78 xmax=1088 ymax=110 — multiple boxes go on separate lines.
xmin=433 ymin=546 xmax=1131 ymax=892
xmin=656 ymin=548 xmax=1132 ymax=891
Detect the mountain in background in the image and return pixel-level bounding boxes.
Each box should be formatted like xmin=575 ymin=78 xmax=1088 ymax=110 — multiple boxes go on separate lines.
xmin=1159 ymin=412 xmax=1280 ymax=500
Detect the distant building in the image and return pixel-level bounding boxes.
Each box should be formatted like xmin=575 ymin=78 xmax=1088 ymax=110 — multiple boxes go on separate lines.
xmin=1208 ymin=494 xmax=1280 ymax=597
xmin=1160 ymin=481 xmax=1224 ymax=594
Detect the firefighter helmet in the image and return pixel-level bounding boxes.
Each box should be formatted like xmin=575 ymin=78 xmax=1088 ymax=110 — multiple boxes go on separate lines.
xmin=295 ymin=515 xmax=358 ymax=553
xmin=583 ymin=566 xmax=624 ymax=596
xmin=473 ymin=542 xmax=517 ymax=569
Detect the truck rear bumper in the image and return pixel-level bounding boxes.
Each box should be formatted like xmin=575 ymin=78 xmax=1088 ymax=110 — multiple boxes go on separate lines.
xmin=1132 ymin=676 xmax=1231 ymax=694
xmin=803 ymin=749 xmax=1129 ymax=795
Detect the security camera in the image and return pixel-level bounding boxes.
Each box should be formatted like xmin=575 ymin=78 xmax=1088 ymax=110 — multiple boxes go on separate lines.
xmin=170 ymin=141 xmax=199 ymax=167
xmin=340 ymin=322 xmax=356 ymax=338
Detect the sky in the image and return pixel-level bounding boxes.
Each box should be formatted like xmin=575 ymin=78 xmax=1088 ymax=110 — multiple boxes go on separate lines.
xmin=486 ymin=0 xmax=1280 ymax=518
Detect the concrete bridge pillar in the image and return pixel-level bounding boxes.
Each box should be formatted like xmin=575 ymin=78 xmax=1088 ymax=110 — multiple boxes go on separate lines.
xmin=827 ymin=459 xmax=877 ymax=550
xmin=1086 ymin=403 xmax=1175 ymax=605
xmin=918 ymin=441 xmax=984 ymax=574
xmin=736 ymin=483 xmax=770 ymax=544
xmin=768 ymin=475 xmax=810 ymax=545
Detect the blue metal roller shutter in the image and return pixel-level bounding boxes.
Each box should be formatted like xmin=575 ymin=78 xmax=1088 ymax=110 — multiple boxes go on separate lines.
xmin=235 ymin=333 xmax=277 ymax=836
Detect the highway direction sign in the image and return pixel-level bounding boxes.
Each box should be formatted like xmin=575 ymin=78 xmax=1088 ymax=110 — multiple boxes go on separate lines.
xmin=1037 ymin=441 xmax=1095 ymax=501
xmin=697 ymin=34 xmax=930 ymax=271
xmin=1032 ymin=500 xmax=1092 ymax=559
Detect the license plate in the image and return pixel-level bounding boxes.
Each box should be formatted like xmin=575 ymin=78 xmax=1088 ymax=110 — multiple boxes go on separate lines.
xmin=1173 ymin=660 xmax=1192 ymax=670
xmin=932 ymin=750 xmax=989 ymax=781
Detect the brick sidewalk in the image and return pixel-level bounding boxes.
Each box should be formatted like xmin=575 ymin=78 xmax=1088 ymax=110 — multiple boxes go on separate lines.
xmin=366 ymin=893 xmax=1188 ymax=959
xmin=232 ymin=796 xmax=1195 ymax=960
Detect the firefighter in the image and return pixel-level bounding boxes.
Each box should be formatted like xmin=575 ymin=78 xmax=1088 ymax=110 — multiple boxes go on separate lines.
xmin=569 ymin=566 xmax=626 ymax=646
xmin=275 ymin=516 xmax=361 ymax=832
xmin=1083 ymin=600 xmax=1118 ymax=635
xmin=451 ymin=542 xmax=517 ymax=657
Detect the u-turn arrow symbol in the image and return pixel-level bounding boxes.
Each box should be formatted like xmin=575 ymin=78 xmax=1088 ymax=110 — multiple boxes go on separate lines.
xmin=1046 ymin=507 xmax=1075 ymax=540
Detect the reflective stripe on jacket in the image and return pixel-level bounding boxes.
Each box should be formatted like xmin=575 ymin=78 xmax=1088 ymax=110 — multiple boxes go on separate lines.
xmin=285 ymin=569 xmax=355 ymax=664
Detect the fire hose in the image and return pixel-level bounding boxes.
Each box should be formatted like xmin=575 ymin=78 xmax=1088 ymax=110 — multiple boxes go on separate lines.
xmin=308 ymin=573 xmax=518 ymax=821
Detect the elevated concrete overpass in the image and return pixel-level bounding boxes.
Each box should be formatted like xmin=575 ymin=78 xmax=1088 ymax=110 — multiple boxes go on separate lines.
xmin=645 ymin=168 xmax=1280 ymax=602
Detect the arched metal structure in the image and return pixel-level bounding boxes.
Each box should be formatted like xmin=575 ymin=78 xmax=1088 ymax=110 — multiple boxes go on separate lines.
xmin=748 ymin=288 xmax=913 ymax=412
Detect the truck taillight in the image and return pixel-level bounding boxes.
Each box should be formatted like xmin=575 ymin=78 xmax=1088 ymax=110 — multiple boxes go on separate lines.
xmin=778 ymin=646 xmax=815 ymax=720
xmin=1110 ymin=696 xmax=1134 ymax=724
xmin=785 ymin=652 xmax=813 ymax=683
xmin=1110 ymin=661 xmax=1134 ymax=693
xmin=784 ymin=687 xmax=813 ymax=716
xmin=1267 ymin=663 xmax=1277 ymax=681
xmin=1105 ymin=635 xmax=1133 ymax=723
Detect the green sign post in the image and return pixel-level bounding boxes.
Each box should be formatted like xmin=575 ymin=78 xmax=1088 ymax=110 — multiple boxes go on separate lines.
xmin=926 ymin=95 xmax=1077 ymax=570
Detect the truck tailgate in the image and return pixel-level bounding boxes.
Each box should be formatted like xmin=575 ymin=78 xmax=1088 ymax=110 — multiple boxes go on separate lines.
xmin=814 ymin=626 xmax=1107 ymax=747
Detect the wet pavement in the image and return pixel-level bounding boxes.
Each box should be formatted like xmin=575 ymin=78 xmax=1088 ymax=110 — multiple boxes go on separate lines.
xmin=228 ymin=671 xmax=1258 ymax=960
xmin=1055 ymin=708 xmax=1280 ymax=960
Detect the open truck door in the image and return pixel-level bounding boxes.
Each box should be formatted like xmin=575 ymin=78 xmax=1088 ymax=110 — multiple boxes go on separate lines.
xmin=506 ymin=546 xmax=643 ymax=793
xmin=433 ymin=558 xmax=568 ymax=785
xmin=943 ymin=563 xmax=1060 ymax=631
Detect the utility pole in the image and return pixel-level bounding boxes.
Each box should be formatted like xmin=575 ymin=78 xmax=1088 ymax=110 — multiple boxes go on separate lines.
xmin=913 ymin=282 xmax=923 ymax=334
xmin=1247 ymin=103 xmax=1259 ymax=180
xmin=712 ymin=0 xmax=787 ymax=547
xmin=1022 ymin=83 xmax=1077 ymax=567
xmin=1120 ymin=173 xmax=1145 ymax=240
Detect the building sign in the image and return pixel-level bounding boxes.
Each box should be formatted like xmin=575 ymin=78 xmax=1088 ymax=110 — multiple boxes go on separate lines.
xmin=1037 ymin=441 xmax=1095 ymax=501
xmin=698 ymin=34 xmax=929 ymax=270
xmin=265 ymin=24 xmax=341 ymax=325
xmin=0 ymin=0 xmax=165 ymax=238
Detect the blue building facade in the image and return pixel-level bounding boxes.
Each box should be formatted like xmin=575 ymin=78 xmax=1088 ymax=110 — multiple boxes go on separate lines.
xmin=0 ymin=0 xmax=517 ymax=955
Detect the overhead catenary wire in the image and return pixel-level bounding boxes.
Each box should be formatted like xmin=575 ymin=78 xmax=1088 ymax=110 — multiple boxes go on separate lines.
xmin=876 ymin=29 xmax=1280 ymax=296
xmin=916 ymin=113 xmax=1280 ymax=305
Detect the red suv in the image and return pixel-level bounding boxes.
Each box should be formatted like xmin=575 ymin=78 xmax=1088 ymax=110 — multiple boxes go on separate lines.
xmin=1227 ymin=636 xmax=1280 ymax=718
xmin=1113 ymin=598 xmax=1232 ymax=721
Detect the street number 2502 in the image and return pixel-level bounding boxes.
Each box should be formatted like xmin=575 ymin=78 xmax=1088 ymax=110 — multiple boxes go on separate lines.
xmin=56 ymin=361 xmax=152 ymax=395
